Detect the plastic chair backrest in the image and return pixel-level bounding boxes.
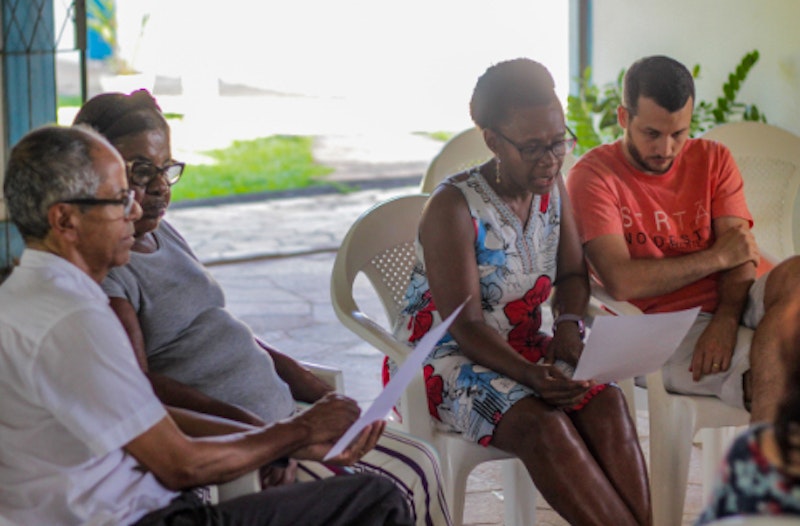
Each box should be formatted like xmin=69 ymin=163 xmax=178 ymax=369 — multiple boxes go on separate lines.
xmin=330 ymin=194 xmax=430 ymax=429
xmin=420 ymin=128 xmax=492 ymax=193
xmin=331 ymin=194 xmax=426 ymax=335
xmin=702 ymin=122 xmax=800 ymax=261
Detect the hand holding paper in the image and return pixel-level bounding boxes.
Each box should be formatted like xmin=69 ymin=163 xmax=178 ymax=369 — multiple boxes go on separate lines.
xmin=323 ymin=300 xmax=466 ymax=460
xmin=572 ymin=307 xmax=700 ymax=384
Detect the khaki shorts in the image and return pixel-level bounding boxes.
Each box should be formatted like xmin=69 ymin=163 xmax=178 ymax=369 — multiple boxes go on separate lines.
xmin=660 ymin=272 xmax=768 ymax=410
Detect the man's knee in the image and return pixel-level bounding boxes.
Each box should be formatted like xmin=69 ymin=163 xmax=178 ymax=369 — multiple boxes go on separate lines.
xmin=765 ymin=256 xmax=800 ymax=309
xmin=342 ymin=474 xmax=410 ymax=502
xmin=354 ymin=474 xmax=414 ymax=525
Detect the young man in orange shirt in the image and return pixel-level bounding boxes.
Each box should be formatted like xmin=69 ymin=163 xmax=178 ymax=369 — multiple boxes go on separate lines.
xmin=567 ymin=55 xmax=800 ymax=423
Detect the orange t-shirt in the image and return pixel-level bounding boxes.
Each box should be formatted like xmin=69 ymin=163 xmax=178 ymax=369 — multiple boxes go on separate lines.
xmin=567 ymin=139 xmax=765 ymax=314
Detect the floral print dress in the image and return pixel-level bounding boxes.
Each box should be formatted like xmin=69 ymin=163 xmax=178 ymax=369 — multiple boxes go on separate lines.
xmin=695 ymin=424 xmax=800 ymax=523
xmin=391 ymin=169 xmax=566 ymax=445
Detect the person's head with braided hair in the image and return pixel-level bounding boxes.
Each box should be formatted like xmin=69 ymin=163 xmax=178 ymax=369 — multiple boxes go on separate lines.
xmin=73 ymin=90 xmax=184 ymax=247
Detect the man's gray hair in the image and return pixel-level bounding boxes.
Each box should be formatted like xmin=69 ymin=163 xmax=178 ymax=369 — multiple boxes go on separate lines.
xmin=4 ymin=125 xmax=109 ymax=240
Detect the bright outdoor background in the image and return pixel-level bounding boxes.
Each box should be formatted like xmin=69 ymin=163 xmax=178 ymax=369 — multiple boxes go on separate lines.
xmin=57 ymin=1 xmax=570 ymax=141
xmin=112 ymin=0 xmax=569 ymax=131
xmin=54 ymin=0 xmax=569 ymax=200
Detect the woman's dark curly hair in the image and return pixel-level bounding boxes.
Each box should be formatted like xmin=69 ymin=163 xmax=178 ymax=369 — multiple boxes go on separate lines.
xmin=72 ymin=89 xmax=168 ymax=142
xmin=469 ymin=58 xmax=559 ymax=130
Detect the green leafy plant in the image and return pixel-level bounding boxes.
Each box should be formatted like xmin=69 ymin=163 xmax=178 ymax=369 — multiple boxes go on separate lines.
xmin=566 ymin=67 xmax=624 ymax=155
xmin=692 ymin=50 xmax=767 ymax=134
xmin=566 ymin=51 xmax=767 ymax=155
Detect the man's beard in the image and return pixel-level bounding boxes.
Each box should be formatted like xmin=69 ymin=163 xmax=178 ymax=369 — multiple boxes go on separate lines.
xmin=626 ymin=140 xmax=673 ymax=174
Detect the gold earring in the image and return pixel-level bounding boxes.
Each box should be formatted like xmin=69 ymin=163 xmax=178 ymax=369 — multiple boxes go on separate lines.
xmin=495 ymin=158 xmax=502 ymax=184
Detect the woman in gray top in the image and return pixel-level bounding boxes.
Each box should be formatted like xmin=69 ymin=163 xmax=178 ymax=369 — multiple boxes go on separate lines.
xmin=73 ymin=90 xmax=451 ymax=526
xmin=76 ymin=90 xmax=312 ymax=426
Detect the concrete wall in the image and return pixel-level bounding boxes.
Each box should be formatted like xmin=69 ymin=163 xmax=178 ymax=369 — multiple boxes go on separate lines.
xmin=590 ymin=0 xmax=800 ymax=136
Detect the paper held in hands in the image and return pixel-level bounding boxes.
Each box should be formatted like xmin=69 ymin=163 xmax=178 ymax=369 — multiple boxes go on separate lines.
xmin=324 ymin=300 xmax=467 ymax=461
xmin=572 ymin=307 xmax=701 ymax=384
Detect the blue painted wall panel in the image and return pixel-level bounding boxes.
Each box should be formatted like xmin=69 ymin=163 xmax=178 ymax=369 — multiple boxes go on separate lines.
xmin=2 ymin=0 xmax=56 ymax=274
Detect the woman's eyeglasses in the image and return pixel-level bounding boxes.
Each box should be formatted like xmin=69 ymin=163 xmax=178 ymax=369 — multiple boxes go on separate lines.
xmin=493 ymin=127 xmax=578 ymax=163
xmin=126 ymin=160 xmax=185 ymax=187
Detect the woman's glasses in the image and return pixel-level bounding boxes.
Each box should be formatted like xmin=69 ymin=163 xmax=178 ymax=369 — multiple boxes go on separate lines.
xmin=126 ymin=160 xmax=185 ymax=187
xmin=493 ymin=127 xmax=578 ymax=163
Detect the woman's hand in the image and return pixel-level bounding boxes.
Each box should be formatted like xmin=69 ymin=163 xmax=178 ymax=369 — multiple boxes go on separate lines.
xmin=545 ymin=325 xmax=584 ymax=367
xmin=523 ymin=363 xmax=594 ymax=408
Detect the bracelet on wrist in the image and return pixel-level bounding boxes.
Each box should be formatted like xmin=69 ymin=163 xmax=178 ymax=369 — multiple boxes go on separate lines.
xmin=554 ymin=313 xmax=586 ymax=340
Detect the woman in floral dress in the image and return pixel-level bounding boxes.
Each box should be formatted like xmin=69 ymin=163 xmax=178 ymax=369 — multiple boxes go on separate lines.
xmin=391 ymin=58 xmax=651 ymax=525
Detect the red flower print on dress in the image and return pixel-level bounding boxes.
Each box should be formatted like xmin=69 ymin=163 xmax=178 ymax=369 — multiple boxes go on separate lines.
xmin=539 ymin=192 xmax=551 ymax=213
xmin=407 ymin=290 xmax=435 ymax=343
xmin=504 ymin=276 xmax=553 ymax=362
xmin=424 ymin=364 xmax=444 ymax=421
xmin=478 ymin=435 xmax=492 ymax=447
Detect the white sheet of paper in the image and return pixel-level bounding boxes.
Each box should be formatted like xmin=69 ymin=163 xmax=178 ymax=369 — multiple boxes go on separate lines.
xmin=572 ymin=307 xmax=700 ymax=384
xmin=324 ymin=301 xmax=466 ymax=460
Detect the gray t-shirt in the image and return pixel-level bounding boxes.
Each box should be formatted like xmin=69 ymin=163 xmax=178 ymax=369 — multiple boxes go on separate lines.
xmin=102 ymin=220 xmax=295 ymax=423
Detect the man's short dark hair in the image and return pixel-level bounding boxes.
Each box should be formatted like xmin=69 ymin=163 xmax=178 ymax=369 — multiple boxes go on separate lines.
xmin=623 ymin=55 xmax=695 ymax=116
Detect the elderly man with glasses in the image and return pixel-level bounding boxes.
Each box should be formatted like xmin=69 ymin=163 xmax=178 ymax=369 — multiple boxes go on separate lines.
xmin=0 ymin=125 xmax=411 ymax=526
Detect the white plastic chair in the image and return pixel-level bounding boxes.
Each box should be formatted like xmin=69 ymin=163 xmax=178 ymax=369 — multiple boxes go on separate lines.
xmin=330 ymin=193 xmax=537 ymax=526
xmin=210 ymin=362 xmax=344 ymax=503
xmin=701 ymin=121 xmax=800 ymax=261
xmin=420 ymin=128 xmax=492 ymax=193
xmin=420 ymin=126 xmax=578 ymax=194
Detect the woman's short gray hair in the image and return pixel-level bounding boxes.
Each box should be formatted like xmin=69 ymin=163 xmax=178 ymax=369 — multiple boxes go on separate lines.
xmin=4 ymin=125 xmax=108 ymax=240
